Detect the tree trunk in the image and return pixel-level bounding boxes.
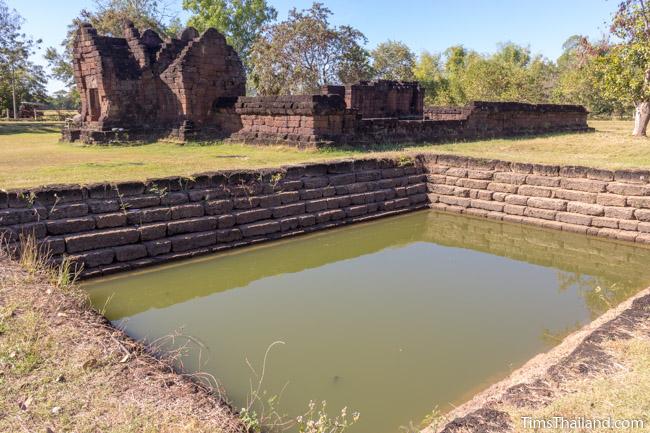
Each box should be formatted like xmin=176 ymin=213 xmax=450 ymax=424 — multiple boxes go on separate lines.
xmin=10 ymin=67 xmax=17 ymax=120
xmin=633 ymin=101 xmax=650 ymax=137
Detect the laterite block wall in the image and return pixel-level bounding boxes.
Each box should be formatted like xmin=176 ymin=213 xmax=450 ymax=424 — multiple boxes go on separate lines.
xmin=0 ymin=158 xmax=428 ymax=278
xmin=424 ymin=154 xmax=650 ymax=244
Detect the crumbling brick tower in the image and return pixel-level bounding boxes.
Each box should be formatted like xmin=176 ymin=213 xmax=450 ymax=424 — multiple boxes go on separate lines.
xmin=65 ymin=21 xmax=246 ymax=143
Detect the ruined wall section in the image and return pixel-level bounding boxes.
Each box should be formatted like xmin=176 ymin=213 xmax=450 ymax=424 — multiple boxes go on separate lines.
xmin=230 ymin=95 xmax=357 ymax=146
xmin=67 ymin=23 xmax=246 ymax=143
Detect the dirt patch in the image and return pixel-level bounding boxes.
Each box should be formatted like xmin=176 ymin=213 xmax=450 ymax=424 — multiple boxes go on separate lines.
xmin=427 ymin=287 xmax=650 ymax=433
xmin=0 ymin=254 xmax=244 ymax=433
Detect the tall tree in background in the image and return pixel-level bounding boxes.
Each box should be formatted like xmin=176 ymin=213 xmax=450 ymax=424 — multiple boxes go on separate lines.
xmin=413 ymin=51 xmax=446 ymax=105
xmin=591 ymin=0 xmax=650 ymax=135
xmin=183 ymin=0 xmax=277 ymax=71
xmin=45 ymin=0 xmax=179 ymax=108
xmin=371 ymin=40 xmax=415 ymax=81
xmin=0 ymin=0 xmax=46 ymax=118
xmin=249 ymin=3 xmax=370 ymax=95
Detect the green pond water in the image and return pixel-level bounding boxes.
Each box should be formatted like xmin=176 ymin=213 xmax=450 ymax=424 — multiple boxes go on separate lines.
xmin=84 ymin=210 xmax=650 ymax=433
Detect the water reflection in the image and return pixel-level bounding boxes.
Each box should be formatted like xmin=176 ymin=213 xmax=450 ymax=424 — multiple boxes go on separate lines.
xmin=85 ymin=210 xmax=650 ymax=433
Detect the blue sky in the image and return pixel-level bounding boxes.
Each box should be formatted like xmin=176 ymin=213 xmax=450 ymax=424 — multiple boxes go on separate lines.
xmin=8 ymin=0 xmax=620 ymax=93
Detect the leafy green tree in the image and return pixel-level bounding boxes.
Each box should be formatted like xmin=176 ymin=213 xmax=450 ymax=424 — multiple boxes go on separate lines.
xmin=552 ymin=35 xmax=626 ymax=116
xmin=183 ymin=0 xmax=277 ymax=71
xmin=249 ymin=2 xmax=370 ymax=95
xmin=0 ymin=0 xmax=45 ymax=118
xmin=371 ymin=40 xmax=415 ymax=81
xmin=590 ymin=0 xmax=650 ymax=135
xmin=413 ymin=51 xmax=446 ymax=105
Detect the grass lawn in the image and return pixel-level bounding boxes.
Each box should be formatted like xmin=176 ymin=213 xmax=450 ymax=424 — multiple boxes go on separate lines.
xmin=0 ymin=119 xmax=648 ymax=189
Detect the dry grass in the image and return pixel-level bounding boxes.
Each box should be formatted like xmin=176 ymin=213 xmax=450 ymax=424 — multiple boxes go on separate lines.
xmin=0 ymin=120 xmax=649 ymax=190
xmin=505 ymin=338 xmax=650 ymax=432
xmin=0 ymin=247 xmax=244 ymax=433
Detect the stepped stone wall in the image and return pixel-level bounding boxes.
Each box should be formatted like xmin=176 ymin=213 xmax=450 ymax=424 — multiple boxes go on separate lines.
xmin=4 ymin=154 xmax=650 ymax=279
xmin=0 ymin=159 xmax=429 ymax=278
xmin=424 ymin=154 xmax=650 ymax=244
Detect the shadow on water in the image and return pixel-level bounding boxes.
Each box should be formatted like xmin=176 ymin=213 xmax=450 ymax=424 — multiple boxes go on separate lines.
xmin=88 ymin=210 xmax=650 ymax=320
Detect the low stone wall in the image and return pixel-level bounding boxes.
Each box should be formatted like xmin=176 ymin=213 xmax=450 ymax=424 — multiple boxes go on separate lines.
xmin=425 ymin=154 xmax=650 ymax=244
xmin=0 ymin=158 xmax=428 ymax=278
xmin=230 ymin=99 xmax=590 ymax=147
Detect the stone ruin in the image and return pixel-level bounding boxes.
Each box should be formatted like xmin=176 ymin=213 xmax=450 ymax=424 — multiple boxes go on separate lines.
xmin=63 ymin=23 xmax=591 ymax=146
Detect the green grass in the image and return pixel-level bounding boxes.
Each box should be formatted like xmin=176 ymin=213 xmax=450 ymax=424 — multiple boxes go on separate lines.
xmin=0 ymin=120 xmax=648 ymax=189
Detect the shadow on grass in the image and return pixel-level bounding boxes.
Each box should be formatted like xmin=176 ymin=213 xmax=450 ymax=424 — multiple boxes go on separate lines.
xmin=0 ymin=122 xmax=63 ymax=135
xmin=315 ymin=129 xmax=597 ymax=154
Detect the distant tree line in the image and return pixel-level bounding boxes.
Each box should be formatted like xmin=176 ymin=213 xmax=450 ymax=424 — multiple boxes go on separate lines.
xmin=3 ymin=0 xmax=650 ymax=134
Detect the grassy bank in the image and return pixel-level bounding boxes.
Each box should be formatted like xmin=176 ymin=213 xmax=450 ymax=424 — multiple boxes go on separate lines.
xmin=0 ymin=120 xmax=648 ymax=189
xmin=0 ymin=251 xmax=244 ymax=433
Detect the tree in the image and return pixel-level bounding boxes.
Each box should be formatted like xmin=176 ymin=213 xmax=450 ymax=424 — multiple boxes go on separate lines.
xmin=594 ymin=0 xmax=650 ymax=136
xmin=371 ymin=40 xmax=415 ymax=81
xmin=183 ymin=0 xmax=277 ymax=71
xmin=0 ymin=0 xmax=45 ymax=118
xmin=413 ymin=51 xmax=446 ymax=105
xmin=249 ymin=2 xmax=370 ymax=95
xmin=552 ymin=35 xmax=626 ymax=116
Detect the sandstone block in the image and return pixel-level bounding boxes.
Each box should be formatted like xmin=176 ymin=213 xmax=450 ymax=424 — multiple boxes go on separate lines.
xmin=606 ymin=183 xmax=647 ymax=196
xmin=205 ymin=199 xmax=233 ymax=215
xmin=65 ymin=228 xmax=139 ymax=253
xmin=171 ymin=231 xmax=217 ymax=252
xmin=592 ymin=217 xmax=618 ymax=229
xmin=139 ymin=223 xmax=167 ymax=241
xmin=566 ymin=202 xmax=604 ymax=216
xmin=144 ymin=239 xmax=171 ymax=257
xmin=273 ymin=203 xmax=305 ymax=218
xmin=524 ymin=207 xmax=556 ymax=220
xmin=525 ymin=175 xmax=561 ymax=187
xmin=171 ymin=203 xmax=204 ymax=220
xmin=46 ymin=216 xmax=95 ymax=235
xmin=127 ymin=207 xmax=171 ymax=224
xmin=556 ymin=212 xmax=592 ymax=226
xmin=217 ymin=228 xmax=242 ymax=243
xmin=49 ymin=203 xmax=89 ymax=220
xmin=487 ymin=182 xmax=518 ymax=194
xmin=167 ymin=217 xmax=217 ymax=235
xmin=604 ymin=206 xmax=635 ymax=220
xmin=95 ymin=212 xmax=127 ymax=229
xmin=517 ymin=185 xmax=553 ymax=198
xmin=627 ymin=196 xmax=650 ymax=208
xmin=559 ymin=178 xmax=607 ymax=193
xmin=527 ymin=197 xmax=567 ymax=211
xmin=88 ymin=199 xmax=120 ymax=213
xmin=68 ymin=248 xmax=115 ymax=268
xmin=493 ymin=172 xmax=527 ymax=185
xmin=114 ymin=244 xmax=147 ymax=262
xmin=234 ymin=208 xmax=272 ymax=224
xmin=596 ymin=194 xmax=626 ymax=207
xmin=217 ymin=214 xmax=235 ymax=229
xmin=470 ymin=199 xmax=504 ymax=212
xmin=553 ymin=189 xmax=597 ymax=203
xmin=240 ymin=220 xmax=281 ymax=237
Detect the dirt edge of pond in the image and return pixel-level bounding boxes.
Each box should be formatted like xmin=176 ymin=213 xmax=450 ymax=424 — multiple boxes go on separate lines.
xmin=426 ymin=286 xmax=650 ymax=433
xmin=0 ymin=254 xmax=246 ymax=433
